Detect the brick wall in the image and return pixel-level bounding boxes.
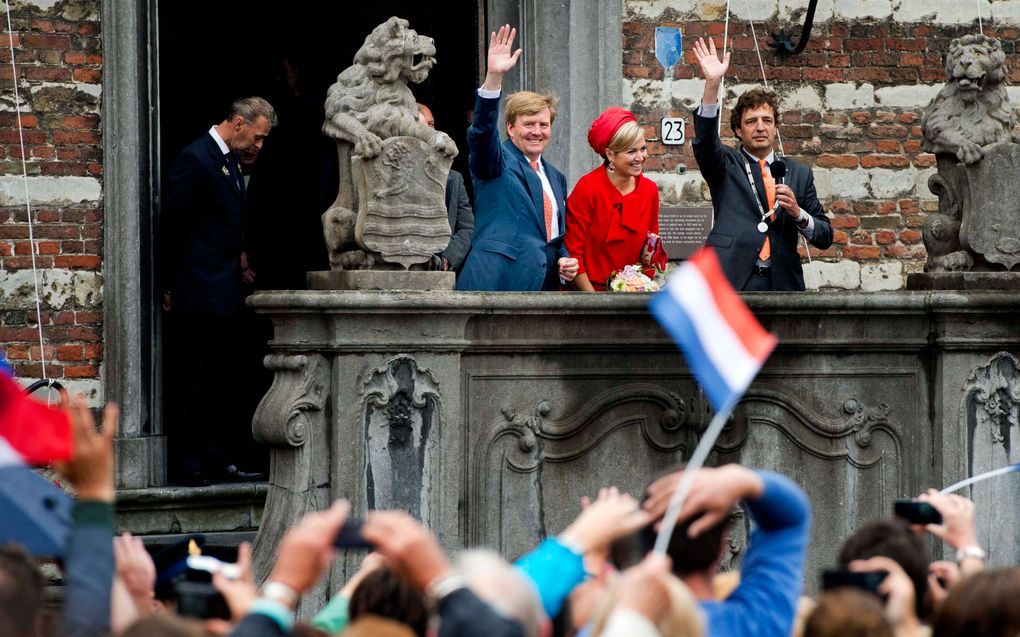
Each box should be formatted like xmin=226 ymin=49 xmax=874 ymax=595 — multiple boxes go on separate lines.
xmin=0 ymin=0 xmax=103 ymax=402
xmin=623 ymin=0 xmax=1020 ymax=290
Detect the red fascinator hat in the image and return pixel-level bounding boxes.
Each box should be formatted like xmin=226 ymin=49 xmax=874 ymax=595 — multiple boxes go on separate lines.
xmin=587 ymin=107 xmax=638 ymax=156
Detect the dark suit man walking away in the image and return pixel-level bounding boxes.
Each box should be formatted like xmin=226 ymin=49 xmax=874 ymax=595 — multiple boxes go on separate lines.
xmin=456 ymin=25 xmax=579 ymax=291
xmin=691 ymin=37 xmax=832 ymax=291
xmin=161 ymin=97 xmax=276 ymax=486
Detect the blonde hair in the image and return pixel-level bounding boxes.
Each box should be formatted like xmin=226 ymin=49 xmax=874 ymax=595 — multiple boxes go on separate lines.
xmin=505 ymin=91 xmax=558 ymax=126
xmin=456 ymin=550 xmax=545 ymax=637
xmin=605 ymin=120 xmax=644 ymax=155
xmin=589 ymin=571 xmax=704 ymax=637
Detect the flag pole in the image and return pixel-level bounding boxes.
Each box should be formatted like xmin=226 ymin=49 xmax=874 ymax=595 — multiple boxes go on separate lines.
xmin=939 ymin=463 xmax=1020 ymax=496
xmin=653 ymin=394 xmax=739 ymax=554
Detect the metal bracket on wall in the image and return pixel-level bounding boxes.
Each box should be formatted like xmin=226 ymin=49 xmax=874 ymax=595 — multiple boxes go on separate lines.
xmin=768 ymin=0 xmax=819 ymax=57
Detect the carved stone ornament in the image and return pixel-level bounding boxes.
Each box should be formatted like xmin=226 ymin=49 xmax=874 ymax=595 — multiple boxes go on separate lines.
xmin=251 ymin=353 xmax=331 ymax=615
xmin=963 ymin=352 xmax=1020 ymax=450
xmin=321 ymin=17 xmax=458 ymax=272
xmin=920 ymin=34 xmax=1020 ymax=273
xmin=361 ymin=355 xmax=441 ymax=521
xmin=353 ymin=137 xmax=452 ymax=268
xmin=252 ymin=354 xmax=330 ymax=447
xmin=713 ymin=389 xmax=901 ymax=485
xmin=470 ymin=384 xmax=695 ymax=550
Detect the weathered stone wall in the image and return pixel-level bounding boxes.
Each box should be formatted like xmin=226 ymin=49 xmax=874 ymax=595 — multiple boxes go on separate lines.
xmin=623 ymin=0 xmax=1020 ymax=290
xmin=0 ymin=0 xmax=103 ymax=403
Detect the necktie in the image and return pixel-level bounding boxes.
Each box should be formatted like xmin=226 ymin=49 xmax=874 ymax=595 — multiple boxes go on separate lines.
xmin=758 ymin=159 xmax=775 ymax=261
xmin=227 ymin=153 xmax=243 ymax=192
xmin=530 ymin=160 xmax=554 ymax=241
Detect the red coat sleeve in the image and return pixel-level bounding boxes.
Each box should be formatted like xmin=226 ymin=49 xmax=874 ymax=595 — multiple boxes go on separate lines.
xmin=565 ymin=176 xmax=595 ymax=277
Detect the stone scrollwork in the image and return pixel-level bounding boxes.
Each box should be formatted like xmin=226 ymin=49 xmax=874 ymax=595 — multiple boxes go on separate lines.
xmin=361 ymin=355 xmax=441 ymax=521
xmin=251 ymin=353 xmax=331 ymax=615
xmin=471 ymin=384 xmax=695 ymax=549
xmin=713 ymin=389 xmax=901 ymax=478
xmin=840 ymin=398 xmax=892 ymax=448
xmin=964 ymin=352 xmax=1020 ymax=449
xmin=253 ymin=354 xmax=330 ymax=447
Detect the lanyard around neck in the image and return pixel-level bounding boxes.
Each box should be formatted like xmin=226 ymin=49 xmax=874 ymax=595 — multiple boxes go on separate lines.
xmin=740 ymin=154 xmax=769 ymax=220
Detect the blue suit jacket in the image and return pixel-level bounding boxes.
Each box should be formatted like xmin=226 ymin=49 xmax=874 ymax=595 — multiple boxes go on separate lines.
xmin=163 ymin=132 xmax=245 ymax=315
xmin=456 ymin=94 xmax=568 ymax=291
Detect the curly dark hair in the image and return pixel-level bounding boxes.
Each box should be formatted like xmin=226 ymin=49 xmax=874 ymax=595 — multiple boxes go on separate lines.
xmin=730 ymin=87 xmax=781 ymax=137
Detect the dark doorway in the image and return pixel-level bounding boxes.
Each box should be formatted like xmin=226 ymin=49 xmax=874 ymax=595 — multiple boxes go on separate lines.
xmin=158 ymin=1 xmax=481 ymax=196
xmin=155 ymin=1 xmax=482 ymax=481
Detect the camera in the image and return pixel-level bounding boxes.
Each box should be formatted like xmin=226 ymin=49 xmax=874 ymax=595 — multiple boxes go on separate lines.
xmin=893 ymin=499 xmax=943 ymax=525
xmin=173 ymin=554 xmax=239 ymax=620
xmin=333 ymin=518 xmax=374 ymax=549
xmin=821 ymin=568 xmax=887 ymax=594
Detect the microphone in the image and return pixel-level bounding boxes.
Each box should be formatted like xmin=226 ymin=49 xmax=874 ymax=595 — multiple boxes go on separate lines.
xmin=770 ymin=159 xmax=787 ymax=184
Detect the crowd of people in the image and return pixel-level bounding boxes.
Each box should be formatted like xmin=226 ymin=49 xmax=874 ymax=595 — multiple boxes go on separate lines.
xmin=3 ymin=396 xmax=1019 ymax=637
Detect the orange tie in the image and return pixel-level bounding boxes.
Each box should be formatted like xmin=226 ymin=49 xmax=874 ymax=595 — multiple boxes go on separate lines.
xmin=758 ymin=159 xmax=776 ymax=261
xmin=530 ymin=160 xmax=554 ymax=241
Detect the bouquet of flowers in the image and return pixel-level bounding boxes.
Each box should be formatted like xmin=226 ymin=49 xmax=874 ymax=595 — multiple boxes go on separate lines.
xmin=607 ymin=264 xmax=660 ymax=292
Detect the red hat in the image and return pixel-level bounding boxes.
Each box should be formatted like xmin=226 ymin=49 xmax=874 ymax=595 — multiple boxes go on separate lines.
xmin=587 ymin=107 xmax=638 ymax=156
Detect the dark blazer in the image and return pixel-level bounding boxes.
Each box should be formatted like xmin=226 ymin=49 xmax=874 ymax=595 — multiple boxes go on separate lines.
xmin=438 ymin=587 xmax=526 ymax=637
xmin=441 ymin=168 xmax=475 ymax=272
xmin=456 ymin=94 xmax=569 ymax=291
xmin=164 ymin=131 xmax=245 ymax=315
xmin=692 ymin=111 xmax=832 ymax=291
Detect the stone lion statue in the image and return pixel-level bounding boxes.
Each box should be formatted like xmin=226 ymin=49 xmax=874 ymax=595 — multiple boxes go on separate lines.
xmin=920 ymin=34 xmax=1020 ymax=272
xmin=321 ymin=17 xmax=457 ymax=271
xmin=921 ymin=34 xmax=1018 ymax=164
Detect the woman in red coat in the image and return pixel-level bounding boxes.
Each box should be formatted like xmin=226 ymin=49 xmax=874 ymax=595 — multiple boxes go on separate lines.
xmin=565 ymin=107 xmax=660 ymax=291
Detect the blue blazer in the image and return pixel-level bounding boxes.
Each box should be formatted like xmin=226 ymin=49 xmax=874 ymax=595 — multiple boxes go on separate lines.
xmin=163 ymin=132 xmax=245 ymax=315
xmin=456 ymin=94 xmax=568 ymax=291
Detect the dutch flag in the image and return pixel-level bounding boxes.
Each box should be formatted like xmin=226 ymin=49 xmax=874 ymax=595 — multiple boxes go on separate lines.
xmin=649 ymin=247 xmax=776 ymax=412
xmin=0 ymin=352 xmax=75 ymax=556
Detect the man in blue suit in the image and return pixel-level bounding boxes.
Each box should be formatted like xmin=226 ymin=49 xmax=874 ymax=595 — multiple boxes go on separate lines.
xmin=456 ymin=25 xmax=579 ymax=291
xmin=162 ymin=97 xmax=276 ymax=486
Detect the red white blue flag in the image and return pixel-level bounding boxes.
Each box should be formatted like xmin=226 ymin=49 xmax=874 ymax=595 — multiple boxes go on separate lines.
xmin=0 ymin=355 xmax=74 ymax=556
xmin=649 ymin=247 xmax=777 ymax=412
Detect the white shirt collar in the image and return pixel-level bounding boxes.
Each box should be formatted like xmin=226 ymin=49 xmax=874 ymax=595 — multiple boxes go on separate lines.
xmin=208 ymin=126 xmax=230 ymax=155
xmin=741 ymin=147 xmax=776 ymax=165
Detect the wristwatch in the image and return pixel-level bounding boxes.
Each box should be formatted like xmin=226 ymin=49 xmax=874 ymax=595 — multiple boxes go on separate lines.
xmin=955 ymin=545 xmax=986 ymax=562
xmin=260 ymin=581 xmax=299 ymax=608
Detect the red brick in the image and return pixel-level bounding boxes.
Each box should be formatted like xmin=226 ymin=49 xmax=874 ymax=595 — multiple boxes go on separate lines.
xmin=53 ymin=255 xmax=100 ymax=269
xmin=75 ymin=311 xmax=102 ymax=324
xmin=22 ymin=66 xmax=71 ymax=81
xmin=833 ymin=230 xmax=850 ymax=245
xmin=22 ymin=33 xmax=71 ymax=49
xmin=72 ymin=68 xmax=101 ymax=83
xmin=64 ymin=50 xmax=86 ymax=65
xmin=844 ymin=246 xmax=882 ymax=260
xmin=830 ymin=215 xmax=861 ymax=229
xmin=4 ymin=344 xmax=30 ymax=360
xmin=52 ymin=130 xmax=100 ymax=144
xmin=817 ymin=154 xmax=858 ymax=168
xmin=860 ymin=154 xmax=911 ymax=168
xmin=875 ymin=229 xmax=896 ymax=245
xmin=876 ymin=140 xmax=900 ymax=153
xmin=57 ymin=345 xmax=84 ymax=361
xmin=63 ymin=364 xmax=98 ymax=379
xmin=83 ymin=344 xmax=103 ymax=360
xmin=913 ymin=154 xmax=936 ymax=168
xmin=900 ymin=229 xmax=922 ymax=244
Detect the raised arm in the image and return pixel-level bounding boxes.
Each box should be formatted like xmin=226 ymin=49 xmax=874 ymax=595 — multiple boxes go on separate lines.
xmin=693 ymin=37 xmax=730 ymax=107
xmin=482 ymin=24 xmax=522 ymax=91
